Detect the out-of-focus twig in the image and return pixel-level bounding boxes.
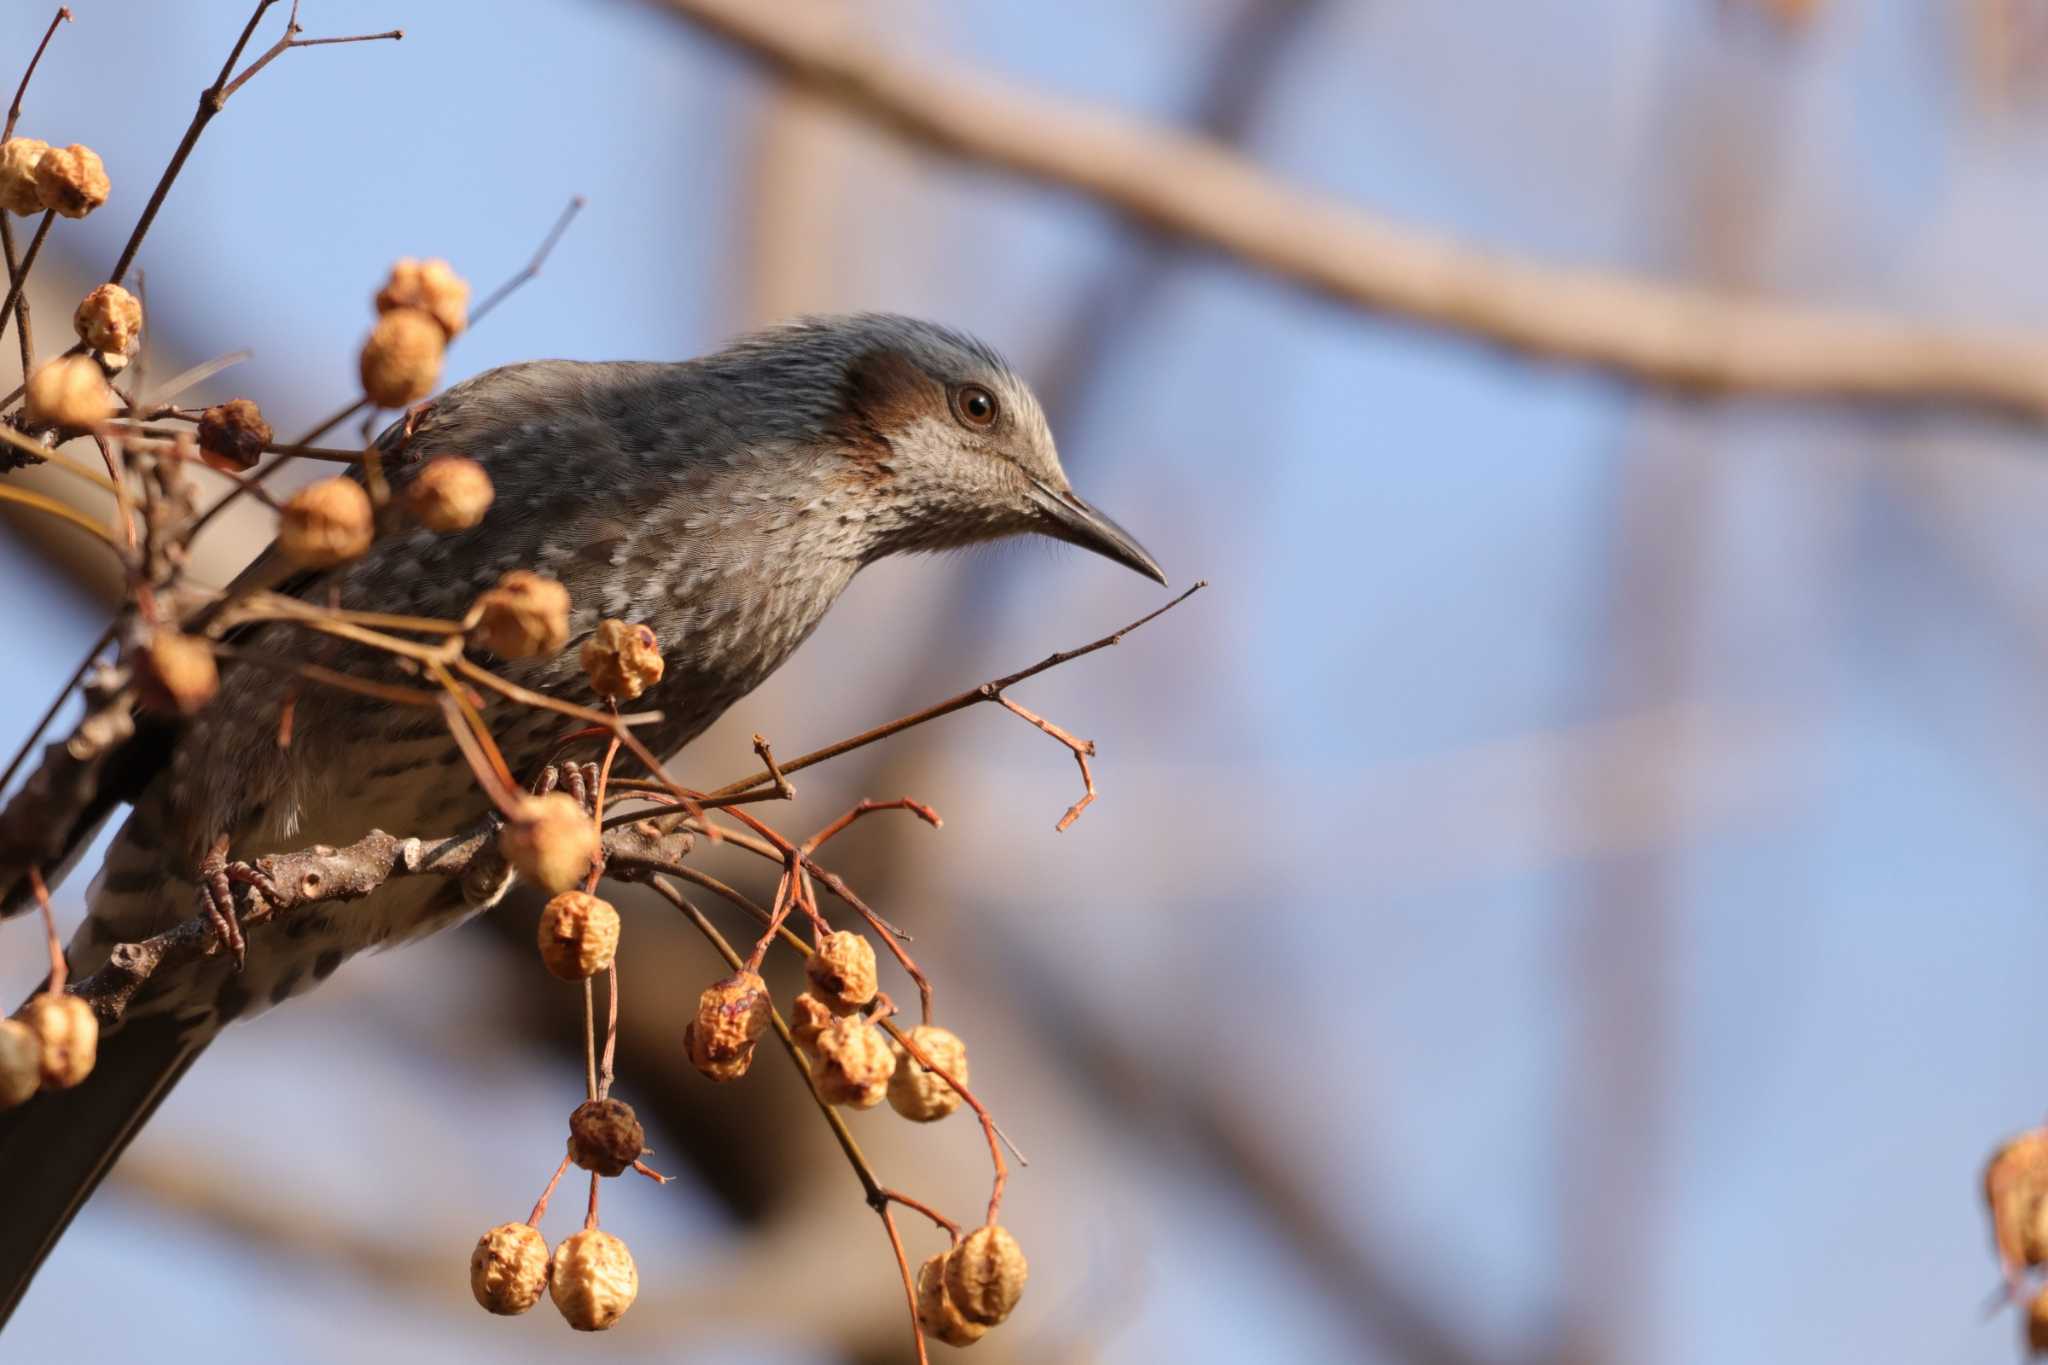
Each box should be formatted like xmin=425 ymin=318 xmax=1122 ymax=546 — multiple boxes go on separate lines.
xmin=651 ymin=0 xmax=2048 ymax=421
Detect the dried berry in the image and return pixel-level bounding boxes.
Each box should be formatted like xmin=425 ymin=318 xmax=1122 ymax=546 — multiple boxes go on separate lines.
xmin=532 ymin=885 xmax=617 ymax=974
xmin=358 ymin=306 xmax=443 ymax=408
xmin=567 ymin=1098 xmax=646 ymax=1177
xmin=811 ymin=1014 xmax=892 ymax=1109
xmin=471 ymin=570 xmax=571 ymax=659
xmin=23 ymin=355 xmax=113 ymax=429
xmin=806 ymin=929 xmax=879 ymax=1013
xmin=196 ymin=399 xmax=272 ymax=473
xmin=549 ymin=1228 xmax=637 ymax=1331
xmin=279 ymin=476 xmax=373 ymax=568
xmin=686 ymin=972 xmax=770 ymax=1082
xmin=72 ymin=283 xmax=141 ymax=357
xmin=915 ymin=1251 xmax=989 ymax=1347
xmin=376 ymin=257 xmax=470 ymax=338
xmin=0 ymin=138 xmax=48 ymax=216
xmin=1988 ymin=1131 xmax=2048 ymax=1270
xmin=18 ymin=992 xmax=95 ymax=1090
xmin=469 ymin=1222 xmax=549 ymax=1316
xmin=33 ymin=143 xmax=107 ymax=219
xmin=789 ymin=992 xmax=835 ymax=1056
xmin=888 ymin=1024 xmax=968 ymax=1123
xmin=0 ymin=1018 xmax=40 ymax=1109
xmin=406 ymin=455 xmax=493 ymax=532
xmin=580 ymin=619 xmax=664 ymax=702
xmin=135 ymin=629 xmax=218 ymax=716
xmin=943 ymin=1224 xmax=1028 ymax=1326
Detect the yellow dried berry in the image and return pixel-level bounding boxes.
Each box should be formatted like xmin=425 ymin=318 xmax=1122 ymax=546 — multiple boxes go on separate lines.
xmin=33 ymin=143 xmax=107 ymax=219
xmin=811 ymin=1014 xmax=892 ymax=1109
xmin=532 ymin=885 xmax=616 ymax=972
xmin=943 ymin=1224 xmax=1028 ymax=1327
xmin=278 ymin=476 xmax=373 ymax=568
xmin=469 ymin=1222 xmax=549 ymax=1316
xmin=806 ymin=929 xmax=878 ymax=1013
xmin=196 ymin=399 xmax=272 ymax=473
xmin=0 ymin=138 xmax=48 ymax=216
xmin=888 ymin=1024 xmax=967 ymax=1123
xmin=580 ymin=620 xmax=664 ymax=702
xmin=135 ymin=629 xmax=218 ymax=716
xmin=72 ymin=282 xmax=141 ymax=356
xmin=470 ymin=570 xmax=571 ymax=659
xmin=567 ymin=1098 xmax=646 ymax=1177
xmin=375 ymin=257 xmax=469 ymax=338
xmin=549 ymin=1228 xmax=637 ymax=1332
xmin=915 ymin=1251 xmax=989 ymax=1348
xmin=789 ymin=992 xmax=835 ymax=1056
xmin=406 ymin=455 xmax=493 ymax=532
xmin=0 ymin=1018 xmax=40 ymax=1109
xmin=358 ymin=306 xmax=444 ymax=408
xmin=24 ymin=355 xmax=113 ymax=429
xmin=685 ymin=972 xmax=770 ymax=1082
xmin=18 ymin=992 xmax=95 ymax=1090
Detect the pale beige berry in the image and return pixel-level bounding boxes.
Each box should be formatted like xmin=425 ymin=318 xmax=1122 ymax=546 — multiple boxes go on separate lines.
xmin=581 ymin=619 xmax=664 ymax=702
xmin=0 ymin=138 xmax=48 ymax=216
xmin=811 ymin=1014 xmax=892 ymax=1109
xmin=567 ymin=1098 xmax=646 ymax=1176
xmin=376 ymin=257 xmax=469 ymax=338
xmin=532 ymin=885 xmax=617 ymax=972
xmin=279 ymin=476 xmax=373 ymax=568
xmin=943 ymin=1224 xmax=1028 ymax=1326
xmin=0 ymin=1018 xmax=40 ymax=1109
xmin=358 ymin=306 xmax=444 ymax=408
xmin=549 ymin=1228 xmax=637 ymax=1331
xmin=135 ymin=629 xmax=218 ymax=716
xmin=23 ymin=355 xmax=113 ymax=429
xmin=196 ymin=399 xmax=272 ymax=473
xmin=72 ymin=283 xmax=141 ymax=356
xmin=685 ymin=971 xmax=770 ymax=1082
xmin=18 ymin=992 xmax=96 ymax=1090
xmin=788 ymin=992 xmax=835 ymax=1056
xmin=469 ymin=1222 xmax=549 ymax=1316
xmin=915 ymin=1252 xmax=989 ymax=1348
xmin=470 ymin=571 xmax=571 ymax=659
xmin=406 ymin=456 xmax=493 ymax=532
xmin=806 ymin=929 xmax=879 ymax=1013
xmin=33 ymin=143 xmax=107 ymax=219
xmin=888 ymin=1024 xmax=967 ymax=1123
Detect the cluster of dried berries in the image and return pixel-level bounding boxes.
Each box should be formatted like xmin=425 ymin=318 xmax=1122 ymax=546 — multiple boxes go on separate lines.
xmin=0 ymin=990 xmax=97 ymax=1111
xmin=361 ymin=257 xmax=468 ymax=408
xmin=468 ymin=1218 xmax=640 ymax=1332
xmin=1985 ymin=1130 xmax=2048 ymax=1352
xmin=0 ymin=136 xmax=108 ymax=220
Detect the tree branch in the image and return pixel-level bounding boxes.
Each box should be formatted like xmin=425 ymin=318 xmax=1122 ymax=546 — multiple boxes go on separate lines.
xmin=651 ymin=0 xmax=2048 ymax=420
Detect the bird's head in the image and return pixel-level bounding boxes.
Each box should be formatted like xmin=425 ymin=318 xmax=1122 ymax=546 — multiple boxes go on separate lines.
xmin=718 ymin=313 xmax=1165 ymax=584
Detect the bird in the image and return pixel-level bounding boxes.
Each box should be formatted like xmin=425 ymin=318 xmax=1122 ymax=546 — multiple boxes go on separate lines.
xmin=0 ymin=312 xmax=1164 ymax=1323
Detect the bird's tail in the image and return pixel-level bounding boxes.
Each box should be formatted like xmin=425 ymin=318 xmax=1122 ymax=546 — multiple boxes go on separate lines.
xmin=0 ymin=1010 xmax=207 ymax=1327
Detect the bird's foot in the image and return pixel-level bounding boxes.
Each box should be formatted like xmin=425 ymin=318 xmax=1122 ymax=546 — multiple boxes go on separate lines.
xmin=196 ymin=834 xmax=281 ymax=973
xmin=532 ymin=761 xmax=603 ymax=817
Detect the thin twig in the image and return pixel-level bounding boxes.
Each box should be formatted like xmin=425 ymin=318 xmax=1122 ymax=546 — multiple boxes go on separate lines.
xmin=4 ymin=7 xmax=71 ymax=142
xmin=707 ymin=582 xmax=1205 ymax=799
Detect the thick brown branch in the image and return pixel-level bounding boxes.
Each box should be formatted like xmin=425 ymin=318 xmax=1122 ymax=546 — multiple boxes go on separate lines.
xmin=654 ymin=0 xmax=2048 ymax=420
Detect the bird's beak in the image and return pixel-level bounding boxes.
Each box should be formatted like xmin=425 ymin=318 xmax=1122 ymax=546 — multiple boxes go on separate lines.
xmin=1029 ymin=481 xmax=1167 ymax=586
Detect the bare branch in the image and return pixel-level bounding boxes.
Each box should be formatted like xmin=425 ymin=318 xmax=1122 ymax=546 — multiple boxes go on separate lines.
xmin=653 ymin=0 xmax=2048 ymax=421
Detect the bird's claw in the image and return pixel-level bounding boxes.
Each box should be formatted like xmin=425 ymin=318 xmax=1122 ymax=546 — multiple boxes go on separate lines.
xmin=532 ymin=761 xmax=603 ymax=817
xmin=196 ymin=835 xmax=280 ymax=973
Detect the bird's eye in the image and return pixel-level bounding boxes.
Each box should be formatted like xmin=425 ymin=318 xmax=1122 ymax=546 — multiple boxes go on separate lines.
xmin=952 ymin=383 xmax=999 ymax=430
